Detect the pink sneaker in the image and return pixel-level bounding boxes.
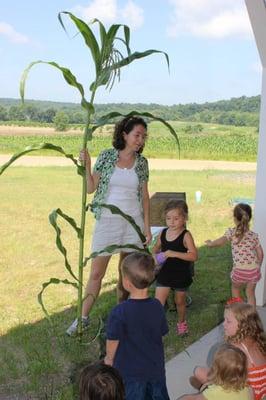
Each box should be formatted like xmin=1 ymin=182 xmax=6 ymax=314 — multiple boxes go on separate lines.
xmin=177 ymin=321 xmax=188 ymax=336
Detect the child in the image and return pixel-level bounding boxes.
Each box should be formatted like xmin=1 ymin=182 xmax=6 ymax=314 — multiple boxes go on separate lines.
xmin=205 ymin=203 xmax=264 ymax=306
xmin=153 ymin=200 xmax=198 ymax=336
xmin=192 ymin=302 xmax=266 ymax=400
xmin=79 ymin=362 xmax=125 ymax=400
xmin=105 ymin=252 xmax=170 ymax=400
xmin=178 ymin=344 xmax=251 ymax=399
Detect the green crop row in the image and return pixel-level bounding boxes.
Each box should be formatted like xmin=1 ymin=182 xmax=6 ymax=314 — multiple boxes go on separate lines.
xmin=0 ymin=133 xmax=258 ymax=161
xmin=0 ymin=121 xmax=258 ymax=161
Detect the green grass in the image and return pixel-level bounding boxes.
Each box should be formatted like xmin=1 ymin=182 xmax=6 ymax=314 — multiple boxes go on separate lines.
xmin=0 ymin=167 xmax=256 ymax=398
xmin=0 ymin=121 xmax=258 ymax=161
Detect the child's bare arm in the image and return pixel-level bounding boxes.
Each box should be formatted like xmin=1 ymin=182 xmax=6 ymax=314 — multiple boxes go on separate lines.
xmin=205 ymin=236 xmax=227 ymax=247
xmin=152 ymin=233 xmax=162 ymax=254
xmin=249 ymin=386 xmax=255 ymax=400
xmin=104 ymin=339 xmax=119 ymax=366
xmin=164 ymin=232 xmax=197 ymax=262
xmin=256 ymin=244 xmax=264 ymax=267
xmin=176 ymin=394 xmax=205 ymax=400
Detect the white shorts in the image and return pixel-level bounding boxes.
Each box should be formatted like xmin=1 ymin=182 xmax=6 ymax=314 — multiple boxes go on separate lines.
xmin=91 ymin=214 xmax=144 ymax=256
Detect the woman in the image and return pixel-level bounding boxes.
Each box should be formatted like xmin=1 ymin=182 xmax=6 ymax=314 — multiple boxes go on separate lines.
xmin=192 ymin=302 xmax=266 ymax=400
xmin=67 ymin=116 xmax=152 ymax=335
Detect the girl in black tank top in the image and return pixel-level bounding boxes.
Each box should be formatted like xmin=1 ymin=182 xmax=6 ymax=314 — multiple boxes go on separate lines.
xmin=153 ymin=200 xmax=197 ymax=336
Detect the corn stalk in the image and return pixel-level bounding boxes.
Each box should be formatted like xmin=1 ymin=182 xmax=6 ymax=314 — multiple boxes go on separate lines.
xmin=0 ymin=13 xmax=179 ymax=336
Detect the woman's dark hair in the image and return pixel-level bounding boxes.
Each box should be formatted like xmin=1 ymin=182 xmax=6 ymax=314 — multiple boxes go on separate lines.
xmin=79 ymin=362 xmax=125 ymax=400
xmin=112 ymin=116 xmax=147 ymax=152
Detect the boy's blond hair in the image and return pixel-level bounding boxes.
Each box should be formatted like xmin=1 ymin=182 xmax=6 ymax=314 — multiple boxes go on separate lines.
xmin=207 ymin=344 xmax=247 ymax=391
xmin=122 ymin=252 xmax=155 ymax=289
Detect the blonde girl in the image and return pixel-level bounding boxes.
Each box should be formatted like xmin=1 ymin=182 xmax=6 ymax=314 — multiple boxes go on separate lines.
xmin=206 ymin=203 xmax=263 ymax=306
xmin=179 ymin=344 xmax=251 ymax=400
xmin=153 ymin=200 xmax=198 ymax=336
xmin=193 ymin=302 xmax=266 ymax=400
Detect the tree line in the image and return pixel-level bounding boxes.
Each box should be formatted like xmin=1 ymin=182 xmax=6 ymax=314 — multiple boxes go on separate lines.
xmin=0 ymin=95 xmax=260 ymax=127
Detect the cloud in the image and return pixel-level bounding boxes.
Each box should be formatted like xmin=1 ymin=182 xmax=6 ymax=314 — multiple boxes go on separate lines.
xmin=167 ymin=0 xmax=253 ymax=39
xmin=0 ymin=22 xmax=29 ymax=44
xmin=74 ymin=0 xmax=117 ymax=23
xmin=120 ymin=1 xmax=144 ymax=30
xmin=73 ymin=0 xmax=144 ymax=29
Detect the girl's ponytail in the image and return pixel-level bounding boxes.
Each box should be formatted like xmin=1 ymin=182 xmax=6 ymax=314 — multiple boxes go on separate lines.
xmin=234 ymin=203 xmax=252 ymax=241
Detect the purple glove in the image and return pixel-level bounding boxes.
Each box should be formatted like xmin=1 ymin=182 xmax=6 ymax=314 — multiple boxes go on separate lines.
xmin=155 ymin=252 xmax=166 ymax=266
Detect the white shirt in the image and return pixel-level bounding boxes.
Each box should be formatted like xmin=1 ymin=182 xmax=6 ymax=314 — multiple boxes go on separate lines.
xmin=101 ymin=164 xmax=141 ymax=217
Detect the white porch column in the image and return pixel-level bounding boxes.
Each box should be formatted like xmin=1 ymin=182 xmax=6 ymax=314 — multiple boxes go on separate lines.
xmin=245 ymin=0 xmax=266 ymax=305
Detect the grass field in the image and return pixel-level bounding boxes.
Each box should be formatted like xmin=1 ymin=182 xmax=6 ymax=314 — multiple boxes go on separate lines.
xmin=0 ymin=165 xmax=256 ymax=399
xmin=0 ymin=121 xmax=258 ymax=161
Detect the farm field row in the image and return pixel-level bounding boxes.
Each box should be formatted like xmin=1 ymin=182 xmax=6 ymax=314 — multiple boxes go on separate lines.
xmin=0 ymin=121 xmax=258 ymax=161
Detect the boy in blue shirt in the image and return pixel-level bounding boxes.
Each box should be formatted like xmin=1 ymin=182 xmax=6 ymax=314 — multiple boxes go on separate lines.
xmin=105 ymin=252 xmax=170 ymax=400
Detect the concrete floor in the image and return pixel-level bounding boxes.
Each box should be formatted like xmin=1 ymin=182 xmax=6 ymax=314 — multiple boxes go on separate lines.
xmin=165 ymin=306 xmax=266 ymax=400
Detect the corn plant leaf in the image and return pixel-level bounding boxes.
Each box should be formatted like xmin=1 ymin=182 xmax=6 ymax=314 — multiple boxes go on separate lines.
xmin=85 ymin=125 xmax=93 ymax=142
xmin=90 ymin=18 xmax=107 ymax=48
xmin=58 ymin=12 xmax=101 ymax=75
xmin=53 ymin=208 xmax=82 ymax=238
xmin=81 ymin=317 xmax=104 ymax=345
xmin=49 ymin=209 xmax=79 ymax=282
xmin=0 ymin=143 xmax=84 ymax=176
xmin=20 ymin=60 xmax=93 ymax=113
xmin=116 ymin=49 xmax=169 ymax=71
xmin=106 ymin=24 xmax=131 ymax=55
xmin=38 ymin=278 xmax=78 ymax=319
xmin=93 ymin=49 xmax=169 ymax=90
xmin=89 ymin=203 xmax=146 ymax=243
xmin=91 ymin=111 xmax=180 ymax=154
xmin=83 ymin=244 xmax=149 ymax=267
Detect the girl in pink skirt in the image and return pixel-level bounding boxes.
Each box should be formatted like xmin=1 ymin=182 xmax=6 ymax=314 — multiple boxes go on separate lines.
xmin=205 ymin=203 xmax=263 ymax=306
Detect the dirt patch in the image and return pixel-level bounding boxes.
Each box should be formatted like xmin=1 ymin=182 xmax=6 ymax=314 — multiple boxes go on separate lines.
xmin=209 ymin=172 xmax=256 ymax=185
xmin=0 ymin=125 xmax=82 ymax=136
xmin=0 ymin=154 xmax=257 ymax=170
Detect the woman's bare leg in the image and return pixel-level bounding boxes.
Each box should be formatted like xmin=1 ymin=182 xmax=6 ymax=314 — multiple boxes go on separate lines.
xmin=82 ymin=255 xmax=111 ymax=316
xmin=117 ymin=252 xmax=130 ymax=303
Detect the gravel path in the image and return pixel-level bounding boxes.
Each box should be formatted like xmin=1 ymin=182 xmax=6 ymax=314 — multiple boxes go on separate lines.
xmin=0 ymin=154 xmax=256 ymax=171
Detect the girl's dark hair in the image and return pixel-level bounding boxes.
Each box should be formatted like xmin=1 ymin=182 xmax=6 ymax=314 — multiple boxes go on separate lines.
xmin=164 ymin=199 xmax=188 ymax=219
xmin=233 ymin=203 xmax=252 ymax=241
xmin=79 ymin=362 xmax=125 ymax=400
xmin=112 ymin=116 xmax=147 ymax=152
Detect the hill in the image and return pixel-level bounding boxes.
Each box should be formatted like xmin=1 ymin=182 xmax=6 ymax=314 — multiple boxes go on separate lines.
xmin=0 ymin=95 xmax=260 ymax=127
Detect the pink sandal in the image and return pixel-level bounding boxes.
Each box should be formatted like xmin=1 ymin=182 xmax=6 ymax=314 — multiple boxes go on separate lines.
xmin=177 ymin=321 xmax=188 ymax=336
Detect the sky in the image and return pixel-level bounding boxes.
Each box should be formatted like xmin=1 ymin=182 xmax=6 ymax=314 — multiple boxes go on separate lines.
xmin=0 ymin=0 xmax=263 ymax=106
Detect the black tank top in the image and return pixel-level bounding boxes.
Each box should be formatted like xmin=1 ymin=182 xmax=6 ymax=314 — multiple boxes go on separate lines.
xmin=156 ymin=228 xmax=193 ymax=288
